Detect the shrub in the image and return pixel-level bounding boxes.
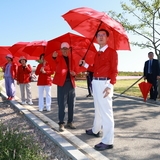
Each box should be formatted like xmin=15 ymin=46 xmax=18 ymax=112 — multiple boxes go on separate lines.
xmin=0 ymin=122 xmax=46 ymax=160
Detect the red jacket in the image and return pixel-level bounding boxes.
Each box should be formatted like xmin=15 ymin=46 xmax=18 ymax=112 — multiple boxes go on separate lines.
xmin=88 ymin=47 xmax=118 ymax=85
xmin=17 ymin=64 xmax=32 ymax=83
xmin=35 ymin=62 xmax=54 ymax=86
xmin=52 ymin=55 xmax=77 ymax=87
xmin=3 ymin=62 xmax=17 ymax=79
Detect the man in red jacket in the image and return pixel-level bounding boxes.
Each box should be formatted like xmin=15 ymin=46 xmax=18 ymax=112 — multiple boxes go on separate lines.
xmin=80 ymin=29 xmax=118 ymax=151
xmin=17 ymin=56 xmax=33 ymax=105
xmin=52 ymin=42 xmax=77 ymax=132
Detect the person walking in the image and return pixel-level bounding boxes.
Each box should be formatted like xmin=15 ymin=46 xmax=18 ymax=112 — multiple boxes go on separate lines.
xmin=86 ymin=71 xmax=93 ymax=97
xmin=17 ymin=56 xmax=33 ymax=105
xmin=52 ymin=42 xmax=77 ymax=132
xmin=80 ymin=29 xmax=118 ymax=151
xmin=3 ymin=54 xmax=17 ymax=100
xmin=35 ymin=54 xmax=54 ymax=112
xmin=143 ymin=51 xmax=160 ymax=101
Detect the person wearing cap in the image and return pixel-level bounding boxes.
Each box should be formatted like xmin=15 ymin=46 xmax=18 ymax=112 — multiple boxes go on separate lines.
xmin=35 ymin=53 xmax=54 ymax=112
xmin=3 ymin=54 xmax=17 ymax=100
xmin=79 ymin=29 xmax=118 ymax=151
xmin=52 ymin=42 xmax=77 ymax=132
xmin=17 ymin=56 xmax=33 ymax=105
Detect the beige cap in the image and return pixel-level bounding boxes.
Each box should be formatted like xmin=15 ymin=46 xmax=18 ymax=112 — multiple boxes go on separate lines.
xmin=19 ymin=56 xmax=27 ymax=63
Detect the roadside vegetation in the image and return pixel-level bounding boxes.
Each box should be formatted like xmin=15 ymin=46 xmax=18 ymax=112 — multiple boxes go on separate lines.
xmin=0 ymin=122 xmax=46 ymax=160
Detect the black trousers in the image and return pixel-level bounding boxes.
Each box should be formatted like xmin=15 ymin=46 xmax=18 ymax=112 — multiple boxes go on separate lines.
xmin=147 ymin=74 xmax=158 ymax=100
xmin=86 ymin=72 xmax=93 ymax=95
xmin=57 ymin=80 xmax=75 ymax=124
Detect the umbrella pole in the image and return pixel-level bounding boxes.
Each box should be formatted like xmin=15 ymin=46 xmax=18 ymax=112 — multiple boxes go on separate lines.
xmin=70 ymin=47 xmax=72 ymax=70
xmin=113 ymin=76 xmax=144 ymax=100
xmin=80 ymin=21 xmax=102 ymax=63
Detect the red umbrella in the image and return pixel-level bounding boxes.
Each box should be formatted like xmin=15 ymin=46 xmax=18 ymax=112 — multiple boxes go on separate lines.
xmin=0 ymin=46 xmax=11 ymax=67
xmin=62 ymin=7 xmax=130 ymax=51
xmin=45 ymin=32 xmax=97 ymax=73
xmin=9 ymin=42 xmax=38 ymax=60
xmin=0 ymin=46 xmax=19 ymax=67
xmin=138 ymin=81 xmax=152 ymax=102
xmin=23 ymin=40 xmax=47 ymax=57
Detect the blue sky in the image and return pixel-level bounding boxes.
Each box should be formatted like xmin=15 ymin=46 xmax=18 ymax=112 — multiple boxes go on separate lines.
xmin=0 ymin=0 xmax=150 ymax=71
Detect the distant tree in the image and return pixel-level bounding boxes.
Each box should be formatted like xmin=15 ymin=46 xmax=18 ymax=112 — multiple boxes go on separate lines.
xmin=108 ymin=0 xmax=160 ymax=97
xmin=108 ymin=0 xmax=160 ymax=58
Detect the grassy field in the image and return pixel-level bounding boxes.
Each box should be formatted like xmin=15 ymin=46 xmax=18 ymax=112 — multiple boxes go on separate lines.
xmin=0 ymin=70 xmax=144 ymax=98
xmin=75 ymin=78 xmax=144 ymax=98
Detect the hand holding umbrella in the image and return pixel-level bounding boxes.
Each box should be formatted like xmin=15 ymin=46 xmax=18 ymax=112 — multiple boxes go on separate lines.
xmin=52 ymin=51 xmax=58 ymax=58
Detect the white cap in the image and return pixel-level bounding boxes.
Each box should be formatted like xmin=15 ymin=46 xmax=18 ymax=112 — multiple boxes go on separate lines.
xmin=6 ymin=54 xmax=13 ymax=59
xmin=61 ymin=42 xmax=70 ymax=48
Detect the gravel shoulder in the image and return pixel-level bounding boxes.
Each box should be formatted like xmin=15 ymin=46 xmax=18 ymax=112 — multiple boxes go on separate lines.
xmin=0 ymin=94 xmax=72 ymax=160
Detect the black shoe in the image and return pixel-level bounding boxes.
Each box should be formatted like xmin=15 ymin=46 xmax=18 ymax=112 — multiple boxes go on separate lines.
xmin=94 ymin=142 xmax=113 ymax=151
xmin=86 ymin=94 xmax=93 ymax=97
xmin=86 ymin=129 xmax=100 ymax=137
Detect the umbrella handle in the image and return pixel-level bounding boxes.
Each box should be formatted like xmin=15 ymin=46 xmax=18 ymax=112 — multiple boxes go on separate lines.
xmin=82 ymin=21 xmax=102 ymax=60
xmin=70 ymin=47 xmax=72 ymax=70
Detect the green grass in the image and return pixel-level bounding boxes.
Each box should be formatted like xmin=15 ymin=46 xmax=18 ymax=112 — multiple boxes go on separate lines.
xmin=75 ymin=79 xmax=144 ymax=98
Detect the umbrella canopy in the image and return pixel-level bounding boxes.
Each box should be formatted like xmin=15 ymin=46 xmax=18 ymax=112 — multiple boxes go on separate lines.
xmin=9 ymin=42 xmax=38 ymax=60
xmin=45 ymin=32 xmax=97 ymax=72
xmin=0 ymin=46 xmax=11 ymax=67
xmin=62 ymin=7 xmax=130 ymax=51
xmin=138 ymin=81 xmax=152 ymax=102
xmin=0 ymin=46 xmax=19 ymax=67
xmin=22 ymin=40 xmax=47 ymax=57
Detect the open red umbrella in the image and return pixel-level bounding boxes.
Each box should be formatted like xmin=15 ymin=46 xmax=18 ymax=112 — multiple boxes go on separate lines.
xmin=9 ymin=42 xmax=38 ymax=60
xmin=23 ymin=40 xmax=47 ymax=57
xmin=62 ymin=7 xmax=130 ymax=52
xmin=138 ymin=81 xmax=152 ymax=102
xmin=0 ymin=46 xmax=11 ymax=67
xmin=45 ymin=32 xmax=97 ymax=73
xmin=0 ymin=46 xmax=19 ymax=67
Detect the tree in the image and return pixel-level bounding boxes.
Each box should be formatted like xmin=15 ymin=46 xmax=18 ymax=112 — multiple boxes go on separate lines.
xmin=108 ymin=0 xmax=160 ymax=58
xmin=108 ymin=0 xmax=160 ymax=97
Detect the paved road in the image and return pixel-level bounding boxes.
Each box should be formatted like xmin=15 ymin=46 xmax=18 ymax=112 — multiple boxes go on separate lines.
xmin=1 ymin=80 xmax=160 ymax=160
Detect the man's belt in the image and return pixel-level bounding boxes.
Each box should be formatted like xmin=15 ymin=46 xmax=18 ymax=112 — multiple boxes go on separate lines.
xmin=93 ymin=77 xmax=110 ymax=80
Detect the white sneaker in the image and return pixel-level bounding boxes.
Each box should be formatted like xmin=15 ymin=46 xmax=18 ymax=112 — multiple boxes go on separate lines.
xmin=46 ymin=107 xmax=51 ymax=111
xmin=27 ymin=102 xmax=33 ymax=105
xmin=21 ymin=101 xmax=27 ymax=105
xmin=39 ymin=109 xmax=43 ymax=112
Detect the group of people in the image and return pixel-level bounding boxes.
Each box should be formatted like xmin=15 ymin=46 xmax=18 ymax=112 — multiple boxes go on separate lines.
xmin=2 ymin=29 xmax=118 ymax=151
xmin=4 ymin=28 xmax=159 ymax=152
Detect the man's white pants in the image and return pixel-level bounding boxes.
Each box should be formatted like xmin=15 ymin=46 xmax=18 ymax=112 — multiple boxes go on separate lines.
xmin=38 ymin=85 xmax=51 ymax=110
xmin=92 ymin=79 xmax=114 ymax=145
